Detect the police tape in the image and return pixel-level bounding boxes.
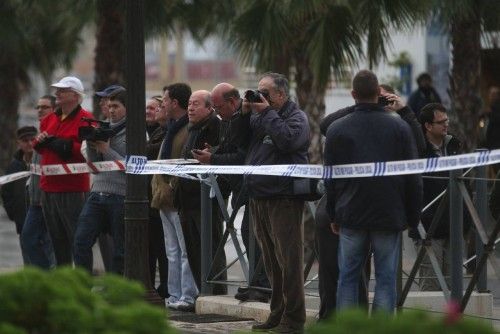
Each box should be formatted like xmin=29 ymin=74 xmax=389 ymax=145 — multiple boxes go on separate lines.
xmin=128 ymin=149 xmax=500 ymax=179
xmin=0 ymin=171 xmax=32 ymax=186
xmin=1 ymin=149 xmax=500 ymax=186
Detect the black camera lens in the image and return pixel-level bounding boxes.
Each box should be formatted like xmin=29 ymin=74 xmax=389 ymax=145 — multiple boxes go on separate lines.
xmin=244 ymin=90 xmax=263 ymax=103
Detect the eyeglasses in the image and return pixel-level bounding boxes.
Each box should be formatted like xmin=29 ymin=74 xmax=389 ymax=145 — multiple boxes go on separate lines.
xmin=35 ymin=105 xmax=52 ymax=110
xmin=432 ymin=118 xmax=449 ymax=125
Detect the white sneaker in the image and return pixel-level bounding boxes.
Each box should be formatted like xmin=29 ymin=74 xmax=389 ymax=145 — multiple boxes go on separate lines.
xmin=166 ymin=299 xmax=179 ymax=310
xmin=174 ymin=300 xmax=195 ymax=312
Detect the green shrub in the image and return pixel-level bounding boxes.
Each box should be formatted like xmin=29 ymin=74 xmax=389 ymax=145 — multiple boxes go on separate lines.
xmin=0 ymin=267 xmax=173 ymax=334
xmin=307 ymin=309 xmax=496 ymax=334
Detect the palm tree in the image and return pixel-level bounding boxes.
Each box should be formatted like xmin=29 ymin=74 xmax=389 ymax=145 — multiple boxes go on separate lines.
xmin=90 ymin=0 xmax=214 ymax=118
xmin=0 ymin=0 xmax=92 ymax=173
xmin=440 ymin=0 xmax=500 ymax=152
xmin=226 ymin=0 xmax=429 ymax=163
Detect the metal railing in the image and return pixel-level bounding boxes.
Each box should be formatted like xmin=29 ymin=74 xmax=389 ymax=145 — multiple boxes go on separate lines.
xmin=198 ymin=163 xmax=500 ymax=313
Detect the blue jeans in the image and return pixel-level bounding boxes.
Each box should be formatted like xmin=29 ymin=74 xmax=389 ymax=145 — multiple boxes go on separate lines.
xmin=20 ymin=205 xmax=55 ymax=269
xmin=337 ymin=227 xmax=401 ymax=313
xmin=73 ymin=192 xmax=125 ymax=274
xmin=160 ymin=210 xmax=198 ymax=304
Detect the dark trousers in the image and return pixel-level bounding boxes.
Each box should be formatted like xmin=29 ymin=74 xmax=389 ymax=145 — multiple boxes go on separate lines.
xmin=20 ymin=205 xmax=55 ymax=269
xmin=240 ymin=205 xmax=270 ymax=289
xmin=97 ymin=233 xmax=114 ymax=272
xmin=41 ymin=191 xmax=86 ymax=266
xmin=149 ymin=212 xmax=169 ymax=298
xmin=73 ymin=192 xmax=125 ymax=274
xmin=250 ymin=198 xmax=306 ymax=328
xmin=179 ymin=206 xmax=227 ymax=295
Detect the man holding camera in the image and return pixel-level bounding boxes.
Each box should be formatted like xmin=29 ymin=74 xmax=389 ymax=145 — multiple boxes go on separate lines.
xmin=33 ymin=76 xmax=93 ymax=266
xmin=244 ymin=73 xmax=310 ymax=333
xmin=73 ymin=88 xmax=127 ymax=274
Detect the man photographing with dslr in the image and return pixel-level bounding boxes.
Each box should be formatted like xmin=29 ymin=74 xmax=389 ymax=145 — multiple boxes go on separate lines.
xmin=73 ymin=88 xmax=127 ymax=274
xmin=244 ymin=72 xmax=310 ymax=333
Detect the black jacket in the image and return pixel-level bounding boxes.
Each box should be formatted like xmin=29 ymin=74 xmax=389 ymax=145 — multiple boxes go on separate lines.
xmin=325 ymin=103 xmax=423 ymax=231
xmin=210 ymin=104 xmax=251 ymax=206
xmin=244 ymin=100 xmax=310 ymax=199
xmin=320 ymin=105 xmax=426 ymax=157
xmin=408 ymin=135 xmax=470 ymax=239
xmin=1 ymin=150 xmax=28 ymax=234
xmin=408 ymin=87 xmax=441 ymax=118
xmin=486 ymin=101 xmax=500 ymax=150
xmin=175 ymin=113 xmax=221 ymax=210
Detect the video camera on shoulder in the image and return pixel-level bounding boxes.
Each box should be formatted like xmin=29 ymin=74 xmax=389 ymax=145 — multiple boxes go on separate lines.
xmin=78 ymin=117 xmax=115 ymax=141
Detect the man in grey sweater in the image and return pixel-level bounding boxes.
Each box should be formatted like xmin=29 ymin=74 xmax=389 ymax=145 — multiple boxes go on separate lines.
xmin=73 ymin=88 xmax=127 ymax=274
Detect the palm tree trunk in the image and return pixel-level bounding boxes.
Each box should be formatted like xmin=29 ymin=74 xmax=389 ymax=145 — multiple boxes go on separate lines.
xmin=294 ymin=53 xmax=326 ymax=164
xmin=0 ymin=63 xmax=20 ymax=174
xmin=93 ymin=0 xmax=125 ymax=118
xmin=449 ymin=5 xmax=482 ymax=152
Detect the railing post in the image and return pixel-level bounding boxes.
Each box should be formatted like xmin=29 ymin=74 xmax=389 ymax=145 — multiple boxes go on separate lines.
xmin=200 ymin=176 xmax=213 ymax=295
xmin=474 ymin=151 xmax=488 ymax=292
xmin=449 ymin=169 xmax=464 ymax=302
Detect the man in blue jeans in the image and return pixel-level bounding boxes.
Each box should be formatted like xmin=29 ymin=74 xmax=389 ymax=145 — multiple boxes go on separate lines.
xmin=324 ymin=70 xmax=422 ymax=312
xmin=73 ymin=88 xmax=127 ymax=274
xmin=20 ymin=95 xmax=57 ymax=269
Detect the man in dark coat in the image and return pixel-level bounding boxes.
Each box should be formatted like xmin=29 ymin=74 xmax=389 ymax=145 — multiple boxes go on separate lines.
xmin=192 ymin=82 xmax=270 ymax=303
xmin=408 ymin=72 xmax=442 ymax=119
xmin=325 ymin=70 xmax=422 ymax=313
xmin=176 ymin=89 xmax=227 ymax=297
xmin=409 ymin=102 xmax=467 ymax=291
xmin=245 ymin=73 xmax=310 ymax=333
xmin=2 ymin=126 xmax=38 ymax=263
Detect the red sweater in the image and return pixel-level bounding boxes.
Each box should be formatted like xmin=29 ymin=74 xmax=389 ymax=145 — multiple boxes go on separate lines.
xmin=34 ymin=106 xmax=93 ymax=192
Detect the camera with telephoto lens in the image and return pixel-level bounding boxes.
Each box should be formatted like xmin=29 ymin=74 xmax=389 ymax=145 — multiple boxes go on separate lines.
xmin=244 ymin=89 xmax=270 ymax=103
xmin=78 ymin=117 xmax=115 ymax=141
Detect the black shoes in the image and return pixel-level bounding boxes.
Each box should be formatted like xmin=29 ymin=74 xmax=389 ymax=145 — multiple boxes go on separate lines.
xmin=235 ymin=287 xmax=271 ymax=303
xmin=251 ymin=318 xmax=280 ymax=331
xmin=271 ymin=324 xmax=304 ymax=333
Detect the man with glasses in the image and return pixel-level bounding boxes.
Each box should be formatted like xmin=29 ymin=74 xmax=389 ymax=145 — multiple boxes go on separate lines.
xmin=409 ymin=102 xmax=464 ymax=290
xmin=19 ymin=95 xmax=56 ymax=269
xmin=192 ymin=83 xmax=271 ymax=303
xmin=33 ymin=76 xmax=93 ymax=266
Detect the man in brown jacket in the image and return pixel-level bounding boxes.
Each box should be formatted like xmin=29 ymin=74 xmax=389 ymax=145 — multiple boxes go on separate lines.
xmin=151 ymin=83 xmax=198 ymax=311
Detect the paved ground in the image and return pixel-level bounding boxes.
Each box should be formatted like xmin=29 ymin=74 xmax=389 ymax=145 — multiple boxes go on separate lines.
xmin=1 ymin=204 xmax=500 ymax=333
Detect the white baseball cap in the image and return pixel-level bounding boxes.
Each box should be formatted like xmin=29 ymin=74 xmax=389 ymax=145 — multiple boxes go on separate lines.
xmin=51 ymin=76 xmax=84 ymax=94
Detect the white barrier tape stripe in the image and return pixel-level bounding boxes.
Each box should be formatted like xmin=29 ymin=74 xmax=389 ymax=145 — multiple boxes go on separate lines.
xmin=0 ymin=171 xmax=31 ymax=185
xmin=127 ymin=149 xmax=500 ymax=179
xmin=3 ymin=149 xmax=500 ymax=185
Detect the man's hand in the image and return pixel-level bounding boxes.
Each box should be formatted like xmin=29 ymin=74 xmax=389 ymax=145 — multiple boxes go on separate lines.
xmin=330 ymin=223 xmax=340 ymax=235
xmin=192 ymin=148 xmax=211 ymax=164
xmin=381 ymin=93 xmax=405 ymax=112
xmin=35 ymin=131 xmax=49 ymax=143
xmin=89 ymin=140 xmax=110 ymax=154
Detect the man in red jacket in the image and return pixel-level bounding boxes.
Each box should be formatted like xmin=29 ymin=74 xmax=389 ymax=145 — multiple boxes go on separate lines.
xmin=33 ymin=76 xmax=93 ymax=266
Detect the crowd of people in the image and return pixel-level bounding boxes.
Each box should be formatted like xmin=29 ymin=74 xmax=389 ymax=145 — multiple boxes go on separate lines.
xmin=1 ymin=70 xmax=500 ymax=334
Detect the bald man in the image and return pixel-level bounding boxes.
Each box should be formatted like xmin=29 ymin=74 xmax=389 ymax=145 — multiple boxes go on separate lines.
xmin=175 ymin=89 xmax=228 ymax=296
xmin=192 ymin=83 xmax=270 ymax=302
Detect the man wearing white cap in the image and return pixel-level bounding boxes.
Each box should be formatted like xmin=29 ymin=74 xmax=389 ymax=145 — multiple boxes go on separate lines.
xmin=33 ymin=76 xmax=93 ymax=266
